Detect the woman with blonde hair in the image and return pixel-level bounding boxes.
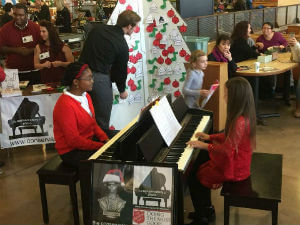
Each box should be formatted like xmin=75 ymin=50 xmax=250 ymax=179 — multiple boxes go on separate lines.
xmin=54 ymin=0 xmax=71 ymax=33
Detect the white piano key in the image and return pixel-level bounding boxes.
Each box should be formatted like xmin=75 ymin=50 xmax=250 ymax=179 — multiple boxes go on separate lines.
xmin=178 ymin=115 xmax=210 ymax=172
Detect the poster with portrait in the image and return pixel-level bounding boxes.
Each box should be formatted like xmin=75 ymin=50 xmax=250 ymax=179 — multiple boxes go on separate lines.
xmin=91 ymin=161 xmax=177 ymax=225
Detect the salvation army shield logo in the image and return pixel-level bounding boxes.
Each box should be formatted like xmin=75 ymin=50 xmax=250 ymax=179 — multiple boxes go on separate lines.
xmin=133 ymin=209 xmax=145 ymax=224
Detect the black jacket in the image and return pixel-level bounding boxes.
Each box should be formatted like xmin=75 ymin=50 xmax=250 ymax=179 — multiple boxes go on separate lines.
xmin=79 ymin=24 xmax=129 ymax=93
xmin=55 ymin=7 xmax=71 ymax=33
xmin=230 ymin=38 xmax=260 ymax=63
xmin=208 ymin=53 xmax=238 ymax=79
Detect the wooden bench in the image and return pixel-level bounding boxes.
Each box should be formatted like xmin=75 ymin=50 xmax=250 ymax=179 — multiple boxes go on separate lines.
xmin=221 ymin=152 xmax=282 ymax=225
xmin=37 ymin=155 xmax=80 ymax=225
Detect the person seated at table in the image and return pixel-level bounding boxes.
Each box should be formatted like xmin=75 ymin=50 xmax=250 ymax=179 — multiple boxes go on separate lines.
xmin=34 ymin=20 xmax=74 ymax=83
xmin=182 ymin=50 xmax=210 ymax=109
xmin=53 ymin=62 xmax=109 ymax=168
xmin=256 ymin=22 xmax=290 ymax=103
xmin=230 ymin=21 xmax=260 ymax=63
xmin=208 ymin=34 xmax=237 ymax=79
xmin=256 ymin=22 xmax=287 ymax=53
xmin=288 ymin=37 xmax=300 ymax=118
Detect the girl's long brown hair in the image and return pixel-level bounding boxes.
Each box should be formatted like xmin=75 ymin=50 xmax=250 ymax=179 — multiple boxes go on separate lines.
xmin=225 ymin=77 xmax=256 ymax=148
xmin=39 ymin=20 xmax=64 ymax=56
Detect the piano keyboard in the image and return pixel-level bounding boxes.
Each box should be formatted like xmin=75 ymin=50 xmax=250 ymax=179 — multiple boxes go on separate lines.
xmin=177 ymin=115 xmax=210 ymax=171
xmin=162 ymin=115 xmax=210 ymax=172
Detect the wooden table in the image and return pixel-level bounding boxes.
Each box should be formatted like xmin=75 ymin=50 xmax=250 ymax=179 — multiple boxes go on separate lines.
xmin=236 ymin=52 xmax=298 ymax=124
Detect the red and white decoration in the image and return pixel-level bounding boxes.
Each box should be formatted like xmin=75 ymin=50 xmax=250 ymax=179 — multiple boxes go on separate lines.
xmin=107 ymin=0 xmax=190 ymax=129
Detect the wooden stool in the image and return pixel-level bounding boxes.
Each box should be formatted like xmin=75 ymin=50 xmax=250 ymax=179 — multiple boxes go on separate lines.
xmin=37 ymin=155 xmax=79 ymax=225
xmin=221 ymin=152 xmax=282 ymax=225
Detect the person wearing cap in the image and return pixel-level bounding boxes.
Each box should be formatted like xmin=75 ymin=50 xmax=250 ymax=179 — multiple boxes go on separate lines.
xmin=79 ymin=10 xmax=141 ymax=134
xmin=53 ymin=62 xmax=109 ymax=168
xmin=98 ymin=170 xmax=126 ymax=221
xmin=0 ymin=3 xmax=42 ymax=84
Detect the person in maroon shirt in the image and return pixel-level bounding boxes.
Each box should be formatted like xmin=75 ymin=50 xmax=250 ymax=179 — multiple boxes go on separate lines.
xmin=256 ymin=22 xmax=291 ymax=104
xmin=53 ymin=62 xmax=109 ymax=168
xmin=185 ymin=77 xmax=256 ymax=225
xmin=34 ymin=20 xmax=74 ymax=83
xmin=0 ymin=3 xmax=42 ymax=84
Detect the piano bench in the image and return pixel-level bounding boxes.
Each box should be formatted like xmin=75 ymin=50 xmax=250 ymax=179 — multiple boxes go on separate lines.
xmin=37 ymin=155 xmax=79 ymax=225
xmin=221 ymin=152 xmax=282 ymax=225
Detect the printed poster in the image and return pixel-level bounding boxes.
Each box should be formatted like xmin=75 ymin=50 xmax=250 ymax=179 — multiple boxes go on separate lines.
xmin=92 ymin=162 xmax=175 ymax=225
xmin=0 ymin=93 xmax=61 ymax=148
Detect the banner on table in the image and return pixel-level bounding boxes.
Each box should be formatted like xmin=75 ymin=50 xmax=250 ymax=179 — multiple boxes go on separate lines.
xmin=0 ymin=93 xmax=61 ymax=148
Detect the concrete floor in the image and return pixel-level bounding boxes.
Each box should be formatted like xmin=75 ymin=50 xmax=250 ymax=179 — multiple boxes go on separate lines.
xmin=0 ymin=98 xmax=299 ymax=225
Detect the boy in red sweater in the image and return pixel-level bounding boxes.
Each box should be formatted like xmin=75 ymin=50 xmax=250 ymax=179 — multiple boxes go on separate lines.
xmin=53 ymin=62 xmax=108 ymax=168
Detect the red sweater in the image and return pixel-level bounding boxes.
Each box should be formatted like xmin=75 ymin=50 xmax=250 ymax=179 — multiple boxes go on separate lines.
xmin=197 ymin=116 xmax=252 ymax=189
xmin=0 ymin=20 xmax=41 ymax=71
xmin=53 ymin=93 xmax=108 ymax=155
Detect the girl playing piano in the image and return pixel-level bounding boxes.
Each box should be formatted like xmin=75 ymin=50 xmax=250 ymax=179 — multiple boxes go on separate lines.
xmin=53 ymin=62 xmax=109 ymax=168
xmin=186 ymin=77 xmax=256 ymax=225
xmin=182 ymin=50 xmax=210 ymax=108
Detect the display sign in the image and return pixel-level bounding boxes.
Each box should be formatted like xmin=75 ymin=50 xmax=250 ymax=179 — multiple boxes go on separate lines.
xmin=0 ymin=93 xmax=61 ymax=148
xmin=91 ymin=161 xmax=177 ymax=225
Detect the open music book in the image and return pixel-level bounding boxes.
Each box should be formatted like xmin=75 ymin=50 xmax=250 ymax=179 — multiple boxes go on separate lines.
xmin=150 ymin=96 xmax=182 ymax=146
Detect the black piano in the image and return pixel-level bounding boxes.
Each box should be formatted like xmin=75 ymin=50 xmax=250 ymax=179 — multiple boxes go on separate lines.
xmin=8 ymin=97 xmax=47 ymax=140
xmin=80 ymin=95 xmax=213 ymax=225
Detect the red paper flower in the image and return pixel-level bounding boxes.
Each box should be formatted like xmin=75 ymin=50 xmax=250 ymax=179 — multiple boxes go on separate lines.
xmin=127 ymin=67 xmax=130 ymax=74
xmin=109 ymin=125 xmax=115 ymax=130
xmin=130 ymin=56 xmax=138 ymax=64
xmin=172 ymin=16 xmax=179 ymax=24
xmin=162 ymin=49 xmax=169 ymax=57
xmin=128 ymin=48 xmax=133 ymax=52
xmin=179 ymin=48 xmax=187 ymax=57
xmin=167 ymin=9 xmax=175 ymax=18
xmin=179 ymin=24 xmax=187 ymax=33
xmin=130 ymin=83 xmax=137 ymax=91
xmin=153 ymin=19 xmax=157 ymax=27
xmin=146 ymin=25 xmax=154 ymax=33
xmin=155 ymin=32 xmax=163 ymax=40
xmin=159 ymin=44 xmax=166 ymax=49
xmin=174 ymin=90 xmax=181 ymax=97
xmin=153 ymin=39 xmax=160 ymax=46
xmin=119 ymin=0 xmax=126 ymax=4
xmin=126 ymin=5 xmax=132 ymax=10
xmin=136 ymin=52 xmax=142 ymax=60
xmin=165 ymin=57 xmax=172 ymax=65
xmin=185 ymin=54 xmax=191 ymax=62
xmin=167 ymin=45 xmax=175 ymax=53
xmin=127 ymin=78 xmax=134 ymax=86
xmin=172 ymin=79 xmax=179 ymax=88
xmin=157 ymin=56 xmax=164 ymax=64
xmin=134 ymin=25 xmax=140 ymax=33
xmin=164 ymin=77 xmax=171 ymax=85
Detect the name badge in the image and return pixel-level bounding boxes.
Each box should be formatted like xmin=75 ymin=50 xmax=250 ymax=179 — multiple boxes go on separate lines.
xmin=22 ymin=35 xmax=33 ymax=43
xmin=39 ymin=51 xmax=50 ymax=60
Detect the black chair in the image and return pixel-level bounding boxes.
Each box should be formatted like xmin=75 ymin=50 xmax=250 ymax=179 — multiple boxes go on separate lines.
xmin=37 ymin=155 xmax=80 ymax=225
xmin=221 ymin=152 xmax=282 ymax=225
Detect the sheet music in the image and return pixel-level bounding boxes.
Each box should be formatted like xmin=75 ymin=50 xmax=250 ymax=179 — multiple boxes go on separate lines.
xmin=150 ymin=96 xmax=182 ymax=146
xmin=201 ymin=81 xmax=219 ymax=108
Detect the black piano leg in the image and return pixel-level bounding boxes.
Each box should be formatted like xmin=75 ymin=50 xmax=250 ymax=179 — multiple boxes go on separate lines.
xmin=12 ymin=128 xmax=16 ymax=137
xmin=164 ymin=198 xmax=167 ymax=208
xmin=137 ymin=196 xmax=140 ymax=206
xmin=40 ymin=125 xmax=44 ymax=134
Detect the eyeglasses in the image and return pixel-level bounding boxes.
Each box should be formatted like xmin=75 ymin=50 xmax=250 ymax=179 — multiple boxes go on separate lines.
xmin=77 ymin=76 xmax=94 ymax=81
xmin=262 ymin=27 xmax=272 ymax=30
